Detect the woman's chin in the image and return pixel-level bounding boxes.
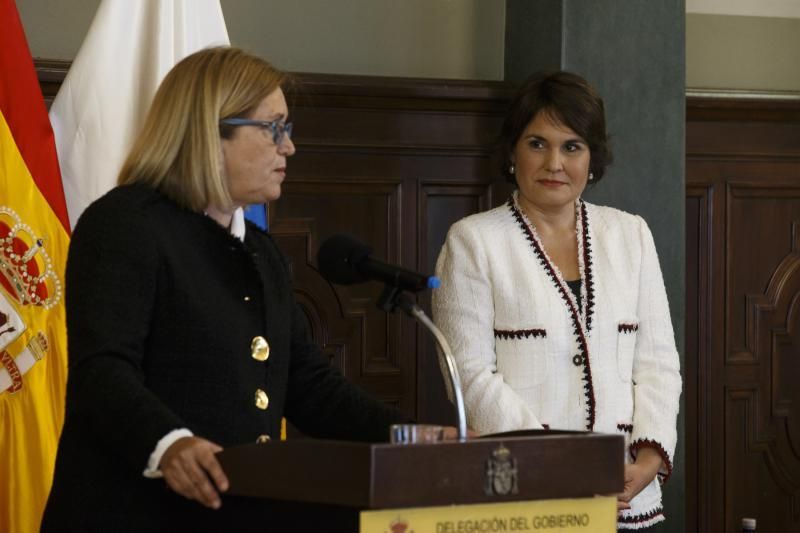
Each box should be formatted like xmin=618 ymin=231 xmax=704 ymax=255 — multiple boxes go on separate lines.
xmin=256 ymin=188 xmax=281 ymax=204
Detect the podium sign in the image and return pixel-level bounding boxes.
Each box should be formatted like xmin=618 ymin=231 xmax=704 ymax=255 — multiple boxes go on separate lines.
xmin=360 ymin=496 xmax=617 ymax=533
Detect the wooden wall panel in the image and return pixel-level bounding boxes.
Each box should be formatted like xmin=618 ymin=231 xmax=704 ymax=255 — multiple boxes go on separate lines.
xmin=685 ymin=183 xmax=712 ymax=532
xmin=687 ymin=97 xmax=800 ymax=532
xmin=270 ymin=181 xmax=405 ymax=391
xmin=417 ymin=184 xmax=495 ymax=424
xmin=274 ymin=74 xmax=513 ymax=422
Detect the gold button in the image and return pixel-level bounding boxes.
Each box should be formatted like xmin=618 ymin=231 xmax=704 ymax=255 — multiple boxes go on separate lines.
xmin=255 ymin=389 xmax=269 ymax=410
xmin=256 ymin=434 xmax=271 ymax=443
xmin=251 ymin=336 xmax=270 ymax=362
xmin=243 ymin=296 xmax=251 ymax=302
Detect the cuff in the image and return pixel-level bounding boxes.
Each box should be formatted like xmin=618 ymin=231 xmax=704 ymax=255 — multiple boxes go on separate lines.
xmin=629 ymin=438 xmax=673 ymax=484
xmin=142 ymin=428 xmax=194 ymax=479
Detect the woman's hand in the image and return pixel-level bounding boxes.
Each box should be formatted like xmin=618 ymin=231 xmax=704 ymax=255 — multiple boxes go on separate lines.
xmin=160 ymin=436 xmax=229 ymax=509
xmin=617 ymin=447 xmax=662 ymax=510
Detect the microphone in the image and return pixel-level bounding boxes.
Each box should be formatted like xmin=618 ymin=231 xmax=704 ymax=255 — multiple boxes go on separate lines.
xmin=317 ymin=234 xmax=440 ymax=292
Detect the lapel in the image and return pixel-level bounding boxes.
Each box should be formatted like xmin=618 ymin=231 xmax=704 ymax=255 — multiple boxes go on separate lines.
xmin=507 ymin=193 xmax=598 ymax=430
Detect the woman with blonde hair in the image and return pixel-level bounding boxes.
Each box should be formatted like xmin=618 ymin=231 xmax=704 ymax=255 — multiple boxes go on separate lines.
xmin=42 ymin=47 xmax=404 ymax=531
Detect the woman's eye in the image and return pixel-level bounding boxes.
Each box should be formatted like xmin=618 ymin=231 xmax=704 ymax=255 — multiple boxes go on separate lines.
xmin=564 ymin=143 xmax=581 ymax=153
xmin=528 ymin=140 xmax=544 ymax=149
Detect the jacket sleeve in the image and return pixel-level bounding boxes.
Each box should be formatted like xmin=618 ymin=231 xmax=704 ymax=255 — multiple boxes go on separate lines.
xmin=432 ymin=219 xmax=544 ymax=434
xmin=629 ymin=216 xmax=682 ymax=482
xmin=283 ymin=301 xmax=407 ymax=442
xmin=65 ymin=199 xmax=186 ymax=470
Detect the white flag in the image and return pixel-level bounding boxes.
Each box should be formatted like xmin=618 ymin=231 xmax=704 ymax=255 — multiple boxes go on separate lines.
xmin=49 ymin=0 xmax=230 ymax=229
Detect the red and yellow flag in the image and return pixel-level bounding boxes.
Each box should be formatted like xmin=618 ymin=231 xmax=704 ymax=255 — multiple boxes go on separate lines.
xmin=0 ymin=0 xmax=70 ymax=531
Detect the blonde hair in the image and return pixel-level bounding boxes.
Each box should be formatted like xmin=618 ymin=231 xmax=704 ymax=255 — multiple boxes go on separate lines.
xmin=118 ymin=46 xmax=287 ymax=212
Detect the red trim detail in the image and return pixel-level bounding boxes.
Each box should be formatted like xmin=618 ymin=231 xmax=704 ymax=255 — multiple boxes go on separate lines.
xmin=617 ymin=423 xmax=633 ymax=433
xmin=1 ymin=350 xmax=23 ymax=392
xmin=494 ymin=328 xmax=546 ymax=339
xmin=618 ymin=323 xmax=639 ymax=334
xmin=579 ymin=202 xmax=595 ymax=332
xmin=0 ymin=0 xmax=70 ymax=232
xmin=508 ymin=198 xmax=596 ymax=430
xmin=629 ymin=438 xmax=673 ymax=484
xmin=618 ymin=506 xmax=664 ymax=526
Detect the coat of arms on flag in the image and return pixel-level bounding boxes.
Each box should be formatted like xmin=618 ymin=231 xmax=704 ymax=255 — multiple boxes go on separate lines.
xmin=0 ymin=207 xmax=62 ymax=394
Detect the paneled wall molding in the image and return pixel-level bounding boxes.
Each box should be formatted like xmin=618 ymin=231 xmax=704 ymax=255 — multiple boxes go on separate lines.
xmin=688 ymin=95 xmax=800 ymax=122
xmin=296 ymin=143 xmax=494 ymax=157
xmin=688 ymin=88 xmax=800 ymax=101
xmin=34 ymin=58 xmax=513 ymax=109
xmin=33 ymin=58 xmax=69 ymax=101
xmin=684 ymin=182 xmax=713 ymax=531
xmin=687 ymin=94 xmax=800 ymax=531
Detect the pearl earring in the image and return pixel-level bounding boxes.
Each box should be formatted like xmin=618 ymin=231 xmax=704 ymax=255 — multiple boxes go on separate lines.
xmin=588 ymin=172 xmax=594 ymax=181
xmin=509 ymin=163 xmax=516 ymax=175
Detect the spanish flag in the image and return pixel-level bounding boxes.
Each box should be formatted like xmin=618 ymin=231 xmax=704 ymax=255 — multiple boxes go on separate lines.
xmin=0 ymin=1 xmax=70 ymax=531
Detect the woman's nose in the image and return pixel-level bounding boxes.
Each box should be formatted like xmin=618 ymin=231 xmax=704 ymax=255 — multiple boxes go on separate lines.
xmin=544 ymin=148 xmax=563 ymax=172
xmin=278 ymin=136 xmax=295 ymax=157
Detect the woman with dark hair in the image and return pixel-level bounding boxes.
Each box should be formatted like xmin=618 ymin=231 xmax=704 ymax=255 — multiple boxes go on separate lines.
xmin=432 ymin=71 xmax=681 ymax=530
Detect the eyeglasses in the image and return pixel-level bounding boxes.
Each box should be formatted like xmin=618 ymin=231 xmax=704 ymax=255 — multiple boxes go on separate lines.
xmin=220 ymin=118 xmax=293 ymax=146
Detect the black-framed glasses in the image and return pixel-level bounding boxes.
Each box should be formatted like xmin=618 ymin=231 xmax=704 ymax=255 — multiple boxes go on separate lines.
xmin=220 ymin=118 xmax=293 ymax=145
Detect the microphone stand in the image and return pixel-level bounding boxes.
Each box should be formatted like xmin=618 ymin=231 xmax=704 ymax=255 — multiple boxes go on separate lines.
xmin=377 ymin=285 xmax=468 ymax=442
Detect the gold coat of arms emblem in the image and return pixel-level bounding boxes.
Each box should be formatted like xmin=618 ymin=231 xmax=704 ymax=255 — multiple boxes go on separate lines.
xmin=0 ymin=208 xmax=60 ymax=394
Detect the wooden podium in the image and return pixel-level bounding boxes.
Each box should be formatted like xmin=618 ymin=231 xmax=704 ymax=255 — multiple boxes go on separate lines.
xmin=217 ymin=430 xmax=623 ymax=531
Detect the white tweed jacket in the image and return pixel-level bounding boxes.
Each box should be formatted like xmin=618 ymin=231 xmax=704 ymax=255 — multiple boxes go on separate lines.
xmin=432 ymin=194 xmax=681 ymax=529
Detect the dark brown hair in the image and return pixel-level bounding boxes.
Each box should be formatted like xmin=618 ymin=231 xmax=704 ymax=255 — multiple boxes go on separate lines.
xmin=499 ymin=71 xmax=613 ymax=183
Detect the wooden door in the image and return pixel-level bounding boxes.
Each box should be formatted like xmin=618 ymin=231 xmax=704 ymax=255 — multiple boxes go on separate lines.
xmin=686 ymin=97 xmax=800 ymax=532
